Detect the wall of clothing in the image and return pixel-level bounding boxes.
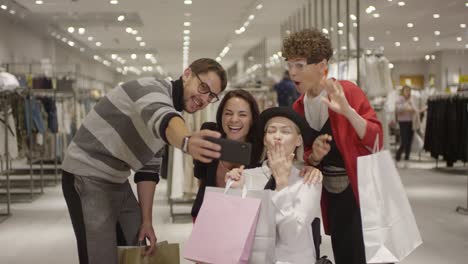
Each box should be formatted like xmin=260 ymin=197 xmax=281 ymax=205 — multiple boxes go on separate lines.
xmin=424 ymin=93 xmax=468 ymax=167
xmin=328 ymin=55 xmax=393 ymax=98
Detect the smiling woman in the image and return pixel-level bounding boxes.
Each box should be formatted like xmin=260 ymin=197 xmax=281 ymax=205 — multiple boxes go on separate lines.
xmin=190 ymin=89 xmax=261 ymax=220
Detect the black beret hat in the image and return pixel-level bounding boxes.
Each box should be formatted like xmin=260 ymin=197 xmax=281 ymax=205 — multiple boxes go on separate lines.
xmin=257 ymin=107 xmax=313 ymax=146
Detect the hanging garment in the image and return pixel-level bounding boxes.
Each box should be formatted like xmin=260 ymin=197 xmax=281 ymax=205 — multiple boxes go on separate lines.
xmin=40 ymin=97 xmax=58 ymax=133
xmin=0 ymin=72 xmax=20 ymax=91
xmin=0 ymin=107 xmax=19 ymax=160
xmin=24 ymin=97 xmax=46 ymax=135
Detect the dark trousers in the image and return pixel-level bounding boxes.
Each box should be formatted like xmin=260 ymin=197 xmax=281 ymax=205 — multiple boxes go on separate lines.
xmin=396 ymin=121 xmax=414 ymax=161
xmin=327 ymin=186 xmax=366 ymax=264
xmin=62 ymin=171 xmax=142 ymax=264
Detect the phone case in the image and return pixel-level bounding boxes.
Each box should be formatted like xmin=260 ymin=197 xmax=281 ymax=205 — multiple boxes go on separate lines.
xmin=205 ymin=137 xmax=252 ymax=165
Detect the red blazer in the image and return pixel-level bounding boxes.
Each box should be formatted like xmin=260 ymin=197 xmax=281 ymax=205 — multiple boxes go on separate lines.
xmin=292 ymin=80 xmax=383 ymax=234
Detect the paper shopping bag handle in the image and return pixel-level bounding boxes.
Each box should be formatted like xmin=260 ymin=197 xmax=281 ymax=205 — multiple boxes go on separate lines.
xmin=372 ymin=134 xmax=381 ymax=153
xmin=225 ymin=179 xmax=248 ymax=198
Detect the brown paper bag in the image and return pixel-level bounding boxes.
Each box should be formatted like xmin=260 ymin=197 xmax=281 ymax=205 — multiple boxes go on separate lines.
xmin=118 ymin=241 xmax=180 ymax=264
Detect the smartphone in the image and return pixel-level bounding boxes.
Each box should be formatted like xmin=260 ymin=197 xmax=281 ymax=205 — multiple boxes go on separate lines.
xmin=204 ymin=136 xmax=252 ymax=165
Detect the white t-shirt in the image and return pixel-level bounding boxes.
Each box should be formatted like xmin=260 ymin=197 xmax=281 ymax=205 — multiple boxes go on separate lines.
xmin=243 ymin=161 xmax=323 ymax=264
xmin=304 ymin=91 xmax=329 ymax=131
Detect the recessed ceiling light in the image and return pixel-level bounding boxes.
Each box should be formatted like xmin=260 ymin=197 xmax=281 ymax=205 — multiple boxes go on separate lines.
xmin=389 ymin=63 xmax=394 ymax=69
xmin=145 ymin=54 xmax=152 ymax=59
xmin=110 ymin=0 xmax=118 ymax=4
xmin=35 ymin=1 xmax=43 ymax=5
xmin=136 ymin=36 xmax=142 ymax=41
xmin=436 ymin=42 xmax=440 ymax=46
xmin=9 ymin=10 xmax=15 ymax=15
xmin=433 ymin=14 xmax=440 ymax=19
xmin=216 ymin=57 xmax=221 ymax=62
xmin=184 ymin=22 xmax=191 ymax=26
xmin=434 ymin=30 xmax=440 ymax=36
xmin=126 ymin=27 xmax=133 ymax=33
xmin=78 ymin=28 xmax=85 ymax=35
xmin=68 ymin=41 xmax=75 ymax=47
xmin=398 ymin=1 xmax=405 ymax=6
xmin=131 ymin=54 xmax=137 ymax=60
xmin=184 ymin=0 xmax=192 ymax=4
xmin=111 ymin=54 xmax=118 ymax=59
xmin=184 ymin=30 xmax=190 ymax=34
xmin=407 ymin=23 xmax=414 ymax=28
xmin=431 ymin=55 xmax=436 ymax=60
xmin=368 ymin=36 xmax=375 ymax=41
xmin=465 ymin=44 xmax=468 ymax=49
xmin=373 ymin=13 xmax=380 ymax=18
xmin=466 ymin=2 xmax=468 ymax=7
xmin=341 ymin=46 xmax=347 ymax=50
xmin=461 ymin=24 xmax=466 ymax=28
xmin=457 ymin=37 xmax=462 ymax=41
xmin=1 ymin=4 xmax=7 ymax=9
xmin=256 ymin=4 xmax=263 ymax=10
xmin=413 ymin=36 xmax=419 ymax=42
xmin=365 ymin=6 xmax=375 ymax=14
xmin=61 ymin=37 xmax=67 ymax=42
xmin=338 ymin=30 xmax=344 ymax=35
xmin=132 ymin=30 xmax=138 ymax=35
xmin=353 ymin=23 xmax=358 ymax=28
xmin=88 ymin=36 xmax=94 ymax=41
xmin=140 ymin=42 xmax=146 ymax=47
xmin=395 ymin=42 xmax=401 ymax=47
xmin=118 ymin=15 xmax=125 ymax=21
xmin=184 ymin=36 xmax=190 ymax=41
xmin=322 ymin=28 xmax=329 ymax=34
xmin=338 ymin=22 xmax=344 ymax=28
xmin=184 ymin=41 xmax=190 ymax=46
xmin=425 ymin=55 xmax=430 ymax=61
xmin=350 ymin=14 xmax=357 ymax=20
xmin=248 ymin=14 xmax=255 ymax=20
xmin=243 ymin=21 xmax=250 ymax=27
xmin=96 ymin=42 xmax=102 ymax=47
xmin=94 ymin=55 xmax=100 ymax=61
xmin=68 ymin=27 xmax=75 ymax=33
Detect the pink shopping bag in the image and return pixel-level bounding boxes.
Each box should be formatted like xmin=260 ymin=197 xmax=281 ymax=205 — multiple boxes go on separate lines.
xmin=183 ymin=181 xmax=261 ymax=264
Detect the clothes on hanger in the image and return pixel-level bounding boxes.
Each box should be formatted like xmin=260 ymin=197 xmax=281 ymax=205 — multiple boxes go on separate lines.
xmin=424 ymin=95 xmax=468 ymax=166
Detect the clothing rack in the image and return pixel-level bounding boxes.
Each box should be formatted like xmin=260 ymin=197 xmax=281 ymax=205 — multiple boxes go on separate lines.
xmin=0 ymin=91 xmax=12 ymax=221
xmin=425 ymin=93 xmax=468 ymax=216
xmin=0 ymin=89 xmax=45 ymax=203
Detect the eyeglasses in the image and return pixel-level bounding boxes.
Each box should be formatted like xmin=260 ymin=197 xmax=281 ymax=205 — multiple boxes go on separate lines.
xmin=194 ymin=73 xmax=219 ymax=103
xmin=286 ymin=60 xmax=308 ymax=72
xmin=286 ymin=59 xmax=322 ymax=72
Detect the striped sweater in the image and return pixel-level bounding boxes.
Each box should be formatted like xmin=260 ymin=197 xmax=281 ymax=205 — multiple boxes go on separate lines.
xmin=62 ymin=77 xmax=183 ymax=183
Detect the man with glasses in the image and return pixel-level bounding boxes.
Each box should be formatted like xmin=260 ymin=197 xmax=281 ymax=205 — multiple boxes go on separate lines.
xmin=61 ymin=58 xmax=227 ymax=264
xmin=283 ymin=29 xmax=383 ymax=264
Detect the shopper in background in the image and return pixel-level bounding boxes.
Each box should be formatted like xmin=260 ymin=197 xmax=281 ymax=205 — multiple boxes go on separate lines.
xmin=395 ymin=85 xmax=416 ymax=163
xmin=282 ymin=28 xmax=383 ymax=264
xmin=226 ymin=107 xmax=323 ymax=264
xmin=61 ymin=58 xmax=227 ymax=264
xmin=191 ymin=89 xmax=262 ymax=221
xmin=273 ymin=70 xmax=300 ymax=107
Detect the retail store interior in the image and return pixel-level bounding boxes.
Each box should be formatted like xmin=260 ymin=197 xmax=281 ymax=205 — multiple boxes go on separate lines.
xmin=0 ymin=0 xmax=467 ymax=263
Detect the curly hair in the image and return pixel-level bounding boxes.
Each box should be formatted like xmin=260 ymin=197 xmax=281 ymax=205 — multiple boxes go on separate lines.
xmin=282 ymin=28 xmax=333 ymax=64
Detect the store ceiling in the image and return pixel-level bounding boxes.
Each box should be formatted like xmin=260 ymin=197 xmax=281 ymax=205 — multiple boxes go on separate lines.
xmin=5 ymin=0 xmax=468 ymax=78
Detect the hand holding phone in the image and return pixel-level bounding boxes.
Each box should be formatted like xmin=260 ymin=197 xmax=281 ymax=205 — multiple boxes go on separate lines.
xmin=204 ymin=137 xmax=252 ymax=165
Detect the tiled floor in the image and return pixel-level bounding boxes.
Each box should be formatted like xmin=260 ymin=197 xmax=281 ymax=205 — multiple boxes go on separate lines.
xmin=0 ymin=159 xmax=467 ymax=264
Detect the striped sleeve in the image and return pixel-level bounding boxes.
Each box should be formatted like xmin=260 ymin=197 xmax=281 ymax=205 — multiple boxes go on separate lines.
xmin=121 ymin=78 xmax=182 ymax=143
xmin=134 ymin=147 xmax=165 ymax=184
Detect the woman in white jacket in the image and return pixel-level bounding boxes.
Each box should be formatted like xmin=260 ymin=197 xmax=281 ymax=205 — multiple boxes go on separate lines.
xmin=227 ymin=107 xmax=323 ymax=264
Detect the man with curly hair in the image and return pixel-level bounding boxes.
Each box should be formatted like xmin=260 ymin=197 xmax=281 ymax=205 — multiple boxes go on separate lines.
xmin=282 ymin=28 xmax=383 ymax=264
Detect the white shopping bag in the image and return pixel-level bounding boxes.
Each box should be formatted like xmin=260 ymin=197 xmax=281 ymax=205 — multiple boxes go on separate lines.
xmin=358 ymin=137 xmax=422 ymax=263
xmin=206 ymin=182 xmax=276 ymax=264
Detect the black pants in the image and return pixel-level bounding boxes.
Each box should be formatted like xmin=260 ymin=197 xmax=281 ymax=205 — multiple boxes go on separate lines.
xmin=327 ymin=186 xmax=366 ymax=264
xmin=396 ymin=121 xmax=414 ymax=161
